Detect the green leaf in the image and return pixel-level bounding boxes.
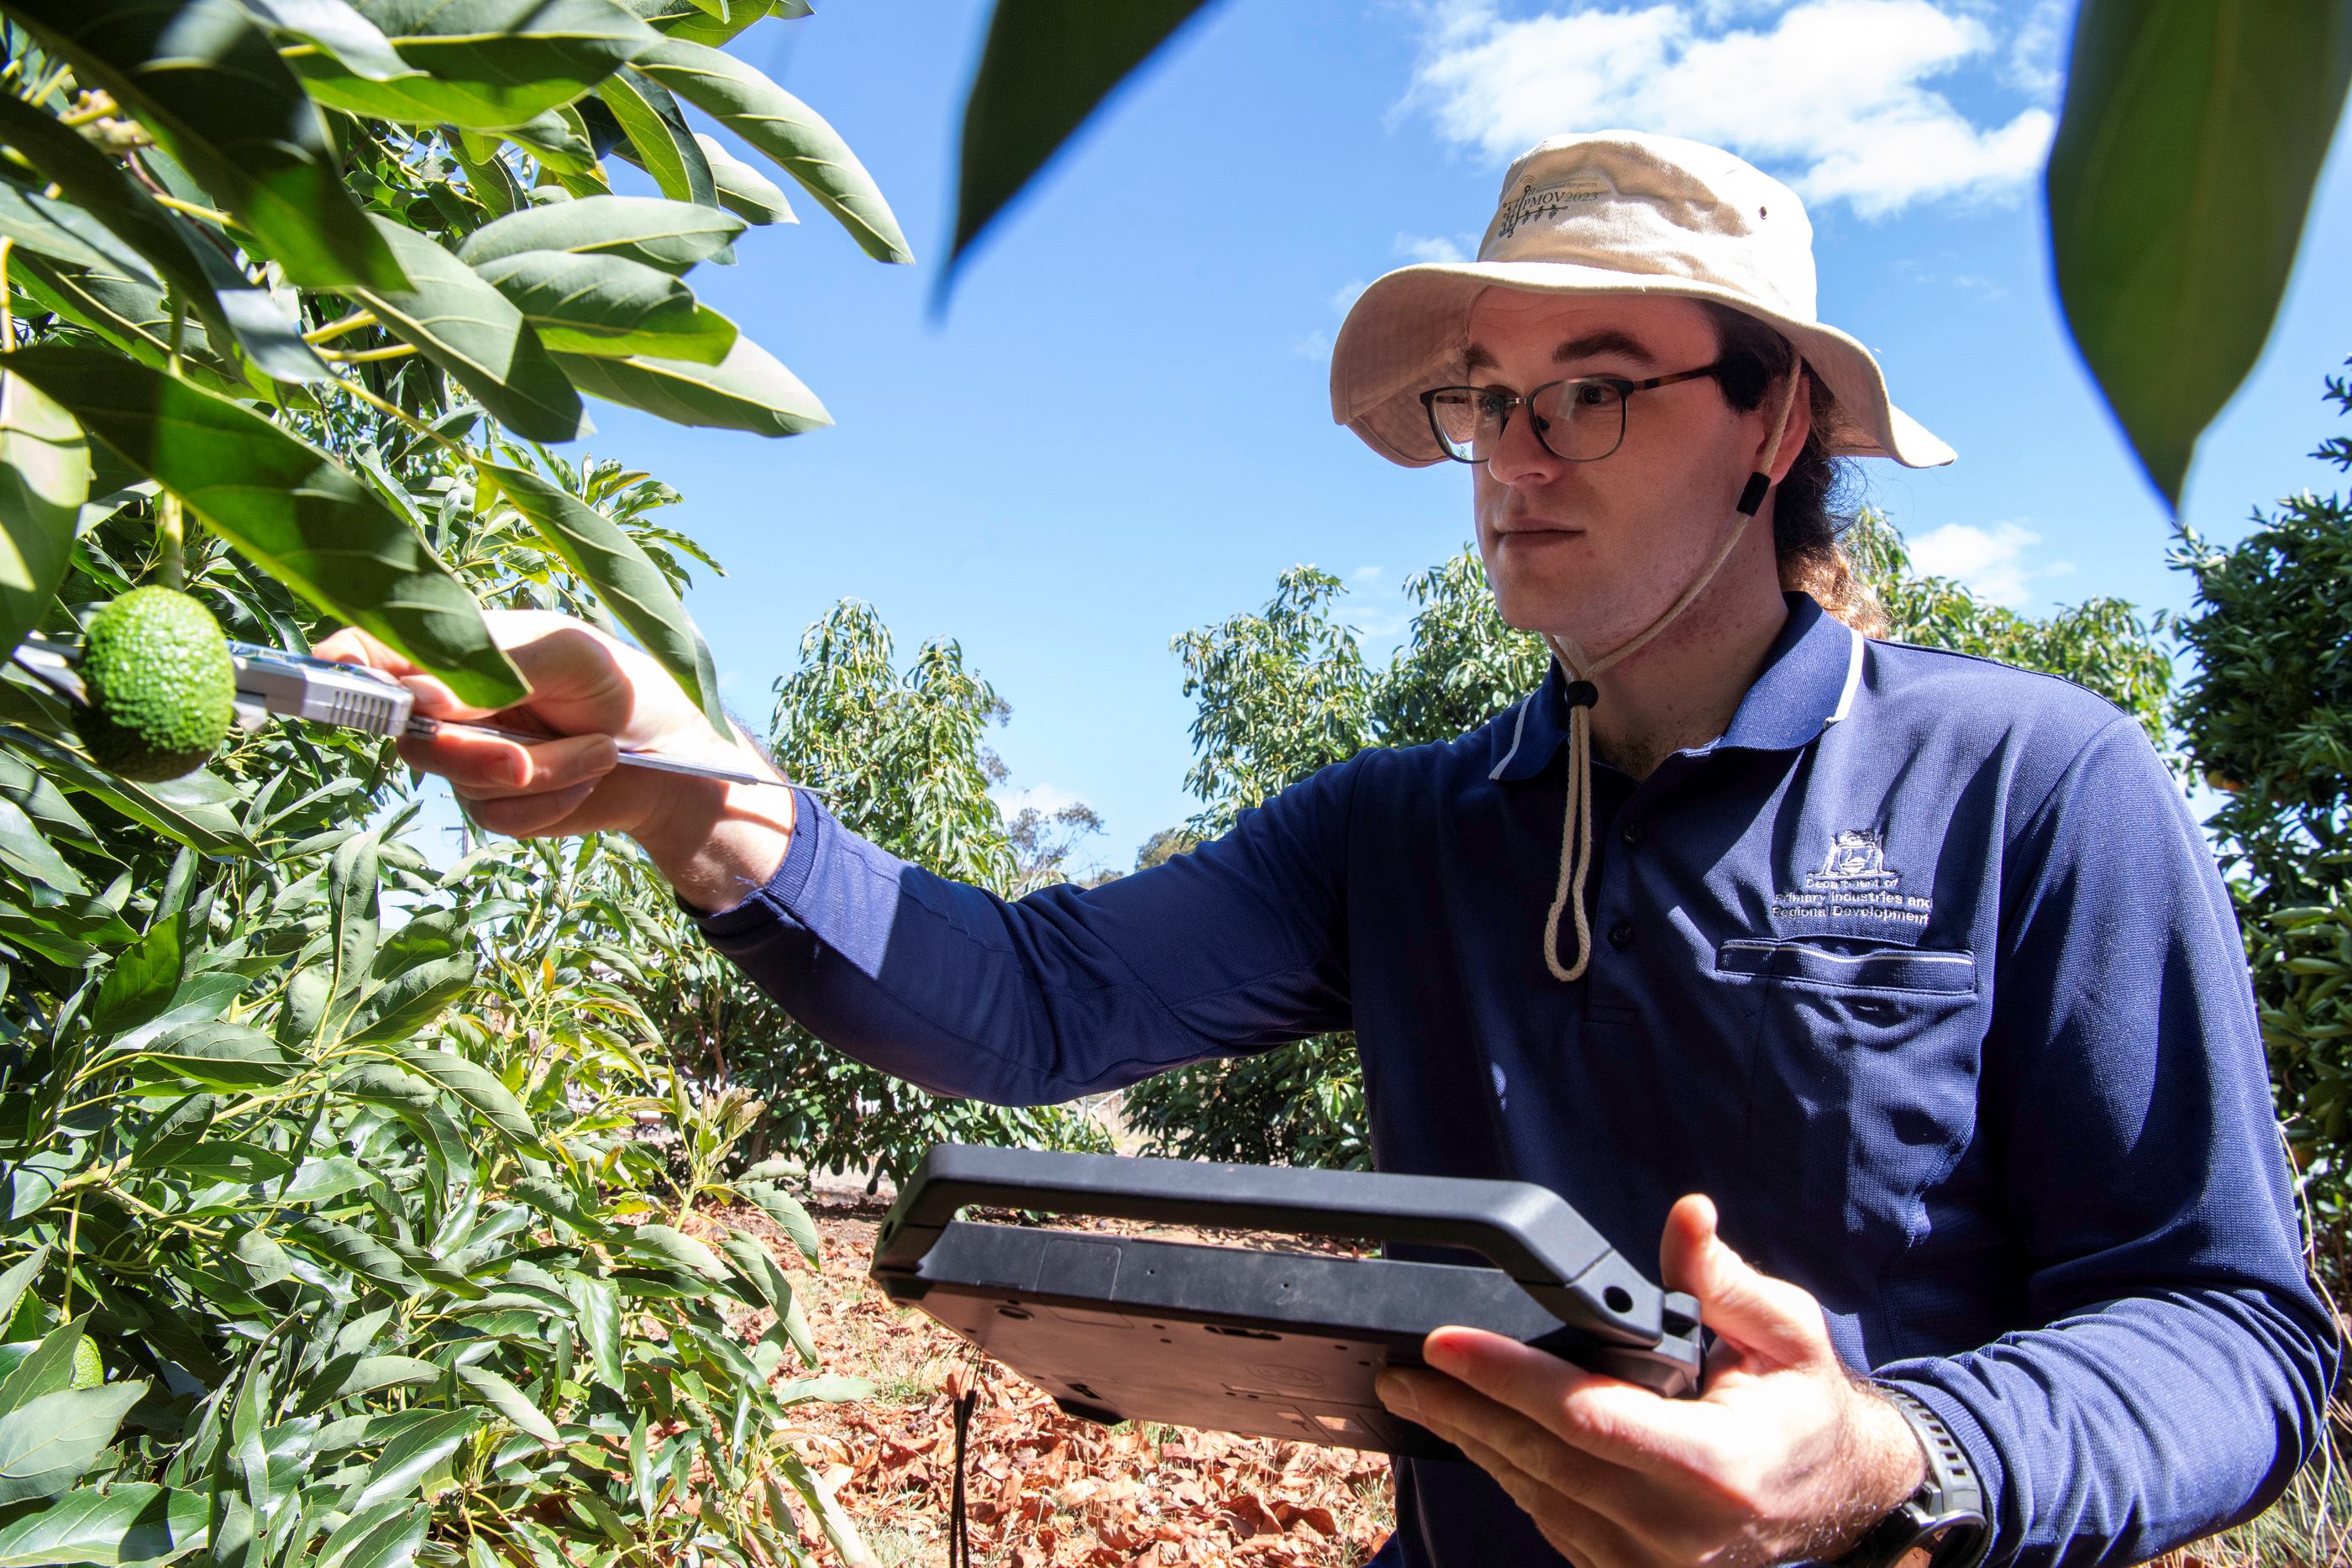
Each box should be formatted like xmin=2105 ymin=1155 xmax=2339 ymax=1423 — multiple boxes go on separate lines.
xmin=456 ymin=194 xmax=743 ymax=275
xmin=601 ymin=65 xmax=717 ymax=207
xmin=289 ymin=0 xmax=660 ymax=130
xmin=0 ymin=346 xmax=528 ymax=710
xmin=0 ymin=795 xmax=84 ymax=894
xmin=395 ymin=1046 xmax=542 ymax=1149
xmin=622 ymin=1223 xmax=727 ymax=1282
xmin=2046 ymin=0 xmax=2352 ymax=506
xmin=348 ymin=218 xmax=588 ymax=443
xmin=3 ymin=0 xmax=407 ymax=291
xmin=474 ymin=459 xmax=728 ymax=733
xmin=343 ymin=1409 xmax=479 ymax=1511
xmin=0 ymin=93 xmax=328 ymax=385
xmin=307 ymin=1354 xmax=439 ymax=1403
xmin=0 ymin=1251 xmax=47 ymax=1331
xmin=128 ymin=1095 xmax=214 ymax=1169
xmin=560 ymin=1272 xmax=623 ymax=1389
xmin=286 ymin=1217 xmax=427 ymax=1293
xmin=774 ymin=1372 xmax=870 ymax=1405
xmin=7 ymin=255 xmax=245 ymax=399
xmin=328 ymin=834 xmax=381 ymax=1013
xmin=0 ymin=374 xmax=84 ymax=657
xmin=91 ymin=915 xmax=184 ymax=1036
xmin=468 ymin=249 xmax=734 ymax=362
xmin=455 ymin=1365 xmax=559 ymax=1446
xmin=634 ymin=37 xmax=911 ymax=263
xmin=0 ymin=1319 xmax=87 ymax=1414
xmin=0 ymin=1482 xmax=206 ymax=1565
xmin=554 ymin=337 xmax=827 ymax=436
xmin=120 ymin=1021 xmax=291 ymax=1089
xmin=0 ymin=181 xmax=142 ymax=275
xmin=732 ymin=1180 xmax=820 ymax=1265
xmin=341 ymin=954 xmax=477 ymax=1046
xmin=312 ymin=1498 xmax=426 ymax=1568
xmin=0 ymin=1382 xmax=144 ymax=1503
xmin=697 ymin=134 xmax=795 ymax=225
xmin=235 ymin=0 xmax=418 ymax=80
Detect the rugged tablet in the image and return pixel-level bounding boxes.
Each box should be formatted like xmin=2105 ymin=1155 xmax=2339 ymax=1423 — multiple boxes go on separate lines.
xmin=868 ymin=1146 xmax=1705 ymax=1456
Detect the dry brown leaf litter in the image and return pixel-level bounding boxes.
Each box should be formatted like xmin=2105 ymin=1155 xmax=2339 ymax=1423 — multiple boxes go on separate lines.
xmin=708 ymin=1195 xmax=1396 ymax=1567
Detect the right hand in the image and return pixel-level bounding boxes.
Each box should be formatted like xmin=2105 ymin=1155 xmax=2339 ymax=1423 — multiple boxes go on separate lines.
xmin=314 ymin=611 xmax=794 ymax=904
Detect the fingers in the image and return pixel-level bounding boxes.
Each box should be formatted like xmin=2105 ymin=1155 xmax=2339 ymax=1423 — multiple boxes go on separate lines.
xmin=1661 ymin=1195 xmax=1835 ymax=1371
xmin=1415 ymin=1328 xmax=1712 ymax=1479
xmin=1378 ymin=1369 xmax=1647 ymax=1568
xmin=401 ymin=729 xmax=617 ymax=800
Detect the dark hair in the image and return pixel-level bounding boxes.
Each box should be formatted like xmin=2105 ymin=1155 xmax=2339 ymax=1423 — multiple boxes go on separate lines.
xmin=1698 ymin=301 xmax=1887 ymax=637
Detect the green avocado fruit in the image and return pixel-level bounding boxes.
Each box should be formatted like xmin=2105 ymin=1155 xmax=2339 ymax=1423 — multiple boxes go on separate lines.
xmin=78 ymin=586 xmax=236 ymax=783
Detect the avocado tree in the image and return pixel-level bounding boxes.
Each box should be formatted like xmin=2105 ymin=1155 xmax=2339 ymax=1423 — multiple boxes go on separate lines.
xmin=0 ymin=0 xmax=910 ymax=1560
xmin=2171 ymin=361 xmax=2352 ymax=1217
xmin=1125 ymin=527 xmax=2174 ymax=1170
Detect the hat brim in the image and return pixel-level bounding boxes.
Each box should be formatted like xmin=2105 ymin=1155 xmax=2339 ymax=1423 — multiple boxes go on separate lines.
xmin=1328 ymin=261 xmax=1955 ymax=469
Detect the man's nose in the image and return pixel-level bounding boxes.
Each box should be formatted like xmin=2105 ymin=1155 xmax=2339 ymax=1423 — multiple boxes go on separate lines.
xmin=1484 ymin=401 xmax=1567 ymax=487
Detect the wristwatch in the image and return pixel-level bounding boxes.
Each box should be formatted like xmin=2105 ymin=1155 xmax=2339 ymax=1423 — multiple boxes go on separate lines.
xmin=1832 ymin=1384 xmax=1992 ymax=1568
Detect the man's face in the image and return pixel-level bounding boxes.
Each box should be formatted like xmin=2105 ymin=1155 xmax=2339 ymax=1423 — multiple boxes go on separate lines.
xmin=1461 ymin=291 xmax=1775 ymax=651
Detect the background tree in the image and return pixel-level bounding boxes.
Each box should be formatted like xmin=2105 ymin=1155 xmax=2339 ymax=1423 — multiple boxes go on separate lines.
xmin=0 ymin=0 xmax=908 ymax=1560
xmin=2170 ymin=361 xmax=2352 ymax=1218
xmin=723 ymin=600 xmax=1113 ymax=1191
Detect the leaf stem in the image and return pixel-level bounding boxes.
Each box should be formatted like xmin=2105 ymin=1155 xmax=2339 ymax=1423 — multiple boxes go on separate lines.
xmin=319 ymin=343 xmax=419 ymax=364
xmin=305 ymin=309 xmax=379 ymax=345
xmin=150 ymin=192 xmax=233 ymax=228
xmin=332 ymin=371 xmax=465 ymax=456
xmin=55 ymin=92 xmax=115 ymax=128
xmin=0 ymin=236 xmax=13 ymax=352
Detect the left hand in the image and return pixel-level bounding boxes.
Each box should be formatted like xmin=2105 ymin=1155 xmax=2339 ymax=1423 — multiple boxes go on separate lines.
xmin=1374 ymin=1193 xmax=1924 ymax=1567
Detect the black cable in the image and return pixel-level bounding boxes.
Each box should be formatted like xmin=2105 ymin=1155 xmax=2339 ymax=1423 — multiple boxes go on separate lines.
xmin=948 ymin=1387 xmax=977 ymax=1568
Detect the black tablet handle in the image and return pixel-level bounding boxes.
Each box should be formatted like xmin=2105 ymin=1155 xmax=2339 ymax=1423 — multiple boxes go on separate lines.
xmin=872 ymin=1145 xmax=1679 ymax=1348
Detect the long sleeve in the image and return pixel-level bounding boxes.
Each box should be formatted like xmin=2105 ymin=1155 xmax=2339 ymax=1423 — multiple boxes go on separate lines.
xmin=1873 ymin=720 xmax=2340 ymax=1565
xmin=689 ymin=765 xmax=1359 ymax=1105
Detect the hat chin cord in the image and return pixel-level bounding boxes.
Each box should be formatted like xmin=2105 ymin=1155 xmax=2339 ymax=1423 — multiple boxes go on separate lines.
xmin=1536 ymin=370 xmax=1801 ymax=983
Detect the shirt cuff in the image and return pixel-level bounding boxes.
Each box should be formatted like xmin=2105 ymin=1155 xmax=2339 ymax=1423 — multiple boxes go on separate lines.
xmin=679 ymin=787 xmax=827 ymax=934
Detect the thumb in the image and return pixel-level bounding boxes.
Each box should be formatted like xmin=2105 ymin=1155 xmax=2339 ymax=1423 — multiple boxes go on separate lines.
xmin=1661 ymin=1193 xmax=1835 ymax=1371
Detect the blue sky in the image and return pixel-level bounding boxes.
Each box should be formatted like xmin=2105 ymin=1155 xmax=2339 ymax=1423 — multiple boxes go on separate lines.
xmin=420 ymin=0 xmax=2352 ymax=875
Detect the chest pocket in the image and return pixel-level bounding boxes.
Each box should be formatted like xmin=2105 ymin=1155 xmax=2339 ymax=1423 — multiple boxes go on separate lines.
xmin=1716 ymin=937 xmax=1984 ymax=1269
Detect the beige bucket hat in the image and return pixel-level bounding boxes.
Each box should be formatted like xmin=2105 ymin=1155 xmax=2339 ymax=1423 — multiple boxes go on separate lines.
xmin=1330 ymin=129 xmax=1955 ymax=469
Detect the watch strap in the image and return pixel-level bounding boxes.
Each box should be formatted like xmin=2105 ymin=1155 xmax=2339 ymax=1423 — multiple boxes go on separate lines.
xmin=1838 ymin=1383 xmax=1992 ymax=1568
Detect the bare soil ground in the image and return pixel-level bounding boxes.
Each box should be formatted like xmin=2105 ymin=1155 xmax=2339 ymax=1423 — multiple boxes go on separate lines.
xmin=747 ymin=1192 xmax=1399 ymax=1567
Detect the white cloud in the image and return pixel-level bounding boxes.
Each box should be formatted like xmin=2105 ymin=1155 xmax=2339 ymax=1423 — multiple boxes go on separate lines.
xmin=2005 ymin=0 xmax=2071 ymax=101
xmin=1394 ymin=232 xmax=1473 ymax=263
xmin=1907 ymin=519 xmax=2071 ymax=607
xmin=1409 ymin=0 xmax=2056 ymax=218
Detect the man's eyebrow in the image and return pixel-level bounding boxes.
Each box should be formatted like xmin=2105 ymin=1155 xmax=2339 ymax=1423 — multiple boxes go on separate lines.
xmin=1457 ymin=330 xmax=1656 ymax=376
xmin=1552 ymin=330 xmax=1655 ymax=368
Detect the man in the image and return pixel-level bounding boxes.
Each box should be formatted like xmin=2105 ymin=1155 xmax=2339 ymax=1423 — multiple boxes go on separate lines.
xmin=320 ymin=133 xmax=2336 ymax=1566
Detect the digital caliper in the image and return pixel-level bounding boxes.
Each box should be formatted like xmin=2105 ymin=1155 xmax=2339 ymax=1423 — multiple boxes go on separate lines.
xmin=8 ymin=635 xmax=785 ymax=789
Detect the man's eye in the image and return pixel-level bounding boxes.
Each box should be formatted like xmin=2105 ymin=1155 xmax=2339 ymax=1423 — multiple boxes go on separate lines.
xmin=1568 ymin=382 xmax=1615 ymax=410
xmin=1476 ymin=391 xmax=1515 ymax=422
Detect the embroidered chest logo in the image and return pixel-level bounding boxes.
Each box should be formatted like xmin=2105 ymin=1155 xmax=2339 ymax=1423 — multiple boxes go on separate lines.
xmin=1771 ymin=828 xmax=1932 ymax=934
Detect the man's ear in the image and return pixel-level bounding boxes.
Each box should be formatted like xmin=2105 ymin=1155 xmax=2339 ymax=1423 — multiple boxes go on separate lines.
xmin=1761 ymin=368 xmax=1815 ymax=485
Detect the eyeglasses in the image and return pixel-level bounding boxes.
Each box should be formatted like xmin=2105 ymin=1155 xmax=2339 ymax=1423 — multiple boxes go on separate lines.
xmin=1420 ymin=363 xmax=1729 ymax=464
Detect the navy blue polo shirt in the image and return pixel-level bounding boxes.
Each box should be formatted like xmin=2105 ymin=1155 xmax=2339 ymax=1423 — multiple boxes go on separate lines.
xmin=694 ymin=593 xmax=2336 ymax=1567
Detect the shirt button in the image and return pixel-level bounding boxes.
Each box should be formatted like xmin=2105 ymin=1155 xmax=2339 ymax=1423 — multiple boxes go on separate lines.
xmin=1620 ymin=820 xmax=1645 ymax=847
xmin=1607 ymin=920 xmax=1635 ymax=950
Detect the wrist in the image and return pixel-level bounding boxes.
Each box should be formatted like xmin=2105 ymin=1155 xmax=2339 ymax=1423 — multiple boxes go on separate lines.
xmin=1801 ymin=1380 xmax=1932 ymax=1562
xmin=630 ymin=730 xmax=797 ymax=910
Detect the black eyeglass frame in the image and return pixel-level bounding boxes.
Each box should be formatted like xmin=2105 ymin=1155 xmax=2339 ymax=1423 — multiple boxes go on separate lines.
xmin=1419 ymin=362 xmax=1730 ymax=464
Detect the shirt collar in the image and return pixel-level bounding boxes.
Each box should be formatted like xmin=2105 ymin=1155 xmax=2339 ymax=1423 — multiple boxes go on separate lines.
xmin=1487 ymin=592 xmax=1864 ymax=784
